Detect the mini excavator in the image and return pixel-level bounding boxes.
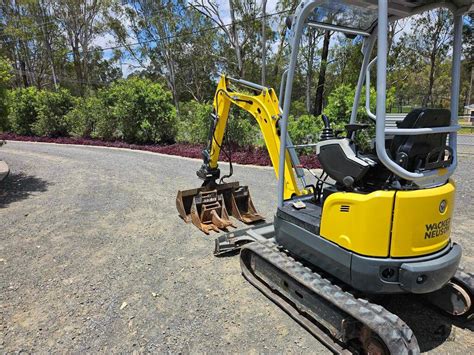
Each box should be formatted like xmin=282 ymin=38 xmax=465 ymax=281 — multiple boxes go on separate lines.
xmin=176 ymin=0 xmax=473 ymax=353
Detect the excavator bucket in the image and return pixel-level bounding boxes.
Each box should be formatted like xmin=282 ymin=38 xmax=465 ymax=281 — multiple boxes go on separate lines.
xmin=176 ymin=181 xmax=264 ymax=233
xmin=228 ymin=185 xmax=264 ymax=224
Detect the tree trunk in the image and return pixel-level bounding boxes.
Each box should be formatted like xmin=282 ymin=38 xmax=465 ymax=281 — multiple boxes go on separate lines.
xmin=229 ymin=0 xmax=243 ymax=77
xmin=39 ymin=0 xmax=58 ymax=89
xmin=313 ymin=30 xmax=331 ymax=116
xmin=306 ymin=74 xmax=312 ymax=112
xmin=20 ymin=59 xmax=28 ymax=88
xmin=466 ymin=66 xmax=473 ymax=107
xmin=424 ymin=52 xmax=437 ymax=107
xmin=273 ymin=27 xmax=287 ymax=79
xmin=261 ymin=0 xmax=267 ymax=86
xmin=71 ymin=38 xmax=84 ymax=94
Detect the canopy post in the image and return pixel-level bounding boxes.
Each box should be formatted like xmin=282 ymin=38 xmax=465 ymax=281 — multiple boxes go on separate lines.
xmin=350 ymin=34 xmax=376 ymax=123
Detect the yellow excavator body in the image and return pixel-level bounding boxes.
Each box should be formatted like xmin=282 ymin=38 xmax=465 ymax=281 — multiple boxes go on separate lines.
xmin=320 ymin=180 xmax=454 ymax=258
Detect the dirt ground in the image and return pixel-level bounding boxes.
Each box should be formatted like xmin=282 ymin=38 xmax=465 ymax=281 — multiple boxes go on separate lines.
xmin=0 ymin=141 xmax=473 ymax=353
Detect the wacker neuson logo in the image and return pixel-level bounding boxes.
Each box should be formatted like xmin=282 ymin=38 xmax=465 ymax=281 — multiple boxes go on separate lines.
xmin=425 ymin=218 xmax=451 ymax=239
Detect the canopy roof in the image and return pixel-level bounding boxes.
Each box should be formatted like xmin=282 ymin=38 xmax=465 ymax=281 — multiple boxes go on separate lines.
xmin=307 ymin=0 xmax=473 ymax=32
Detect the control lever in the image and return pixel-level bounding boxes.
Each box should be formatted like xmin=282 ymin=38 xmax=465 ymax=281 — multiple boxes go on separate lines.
xmin=320 ymin=114 xmax=335 ymax=141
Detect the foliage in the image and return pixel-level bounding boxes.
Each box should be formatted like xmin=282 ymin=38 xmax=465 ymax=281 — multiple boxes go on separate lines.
xmin=286 ymin=84 xmax=396 ymax=151
xmin=177 ymin=100 xmax=258 ymax=148
xmin=288 ymin=114 xmax=323 ymax=146
xmin=5 ymin=78 xmax=177 ymax=144
xmin=0 ymin=57 xmax=12 ymax=131
xmin=94 ymin=78 xmax=177 ymax=143
xmin=8 ymin=87 xmax=40 ymax=136
xmin=176 ymin=100 xmax=213 ymax=144
xmin=65 ymin=95 xmax=105 ymax=138
xmin=32 ymin=89 xmax=75 ymax=137
xmin=290 ymin=99 xmax=309 ymax=118
xmin=324 ymin=84 xmax=395 ymax=125
xmin=226 ymin=107 xmax=259 ymax=148
xmin=0 ymin=2 xmax=470 ymax=157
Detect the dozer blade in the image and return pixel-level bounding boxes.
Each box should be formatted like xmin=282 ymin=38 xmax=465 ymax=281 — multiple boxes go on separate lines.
xmin=176 ymin=181 xmax=264 ymax=233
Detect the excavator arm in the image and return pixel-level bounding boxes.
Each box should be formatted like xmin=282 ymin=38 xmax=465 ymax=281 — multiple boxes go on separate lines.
xmin=177 ymin=74 xmax=305 ymax=233
xmin=197 ymin=74 xmax=302 ymax=199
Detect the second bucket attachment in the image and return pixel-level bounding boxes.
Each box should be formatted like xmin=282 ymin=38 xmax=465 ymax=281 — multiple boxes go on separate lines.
xmin=228 ymin=185 xmax=264 ymax=224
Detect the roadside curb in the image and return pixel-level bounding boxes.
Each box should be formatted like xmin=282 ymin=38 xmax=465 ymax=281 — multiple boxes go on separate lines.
xmin=0 ymin=160 xmax=9 ymax=182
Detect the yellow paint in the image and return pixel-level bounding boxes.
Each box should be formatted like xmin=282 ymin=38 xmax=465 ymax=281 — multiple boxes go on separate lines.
xmin=209 ymin=76 xmax=456 ymax=260
xmin=210 ymin=75 xmax=301 ymax=199
xmin=320 ymin=191 xmax=395 ymax=257
xmin=390 ymin=180 xmax=455 ymax=257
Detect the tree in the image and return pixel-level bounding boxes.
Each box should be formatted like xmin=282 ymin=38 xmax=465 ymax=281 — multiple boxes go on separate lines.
xmin=313 ymin=30 xmax=332 ymax=116
xmin=403 ymin=9 xmax=452 ymax=107
xmin=461 ymin=13 xmax=473 ymax=109
xmin=53 ymin=0 xmax=110 ymax=94
xmin=191 ymin=0 xmax=262 ymax=78
xmin=261 ymin=0 xmax=267 ymax=86
xmin=299 ymin=28 xmax=322 ymax=112
xmin=109 ymin=0 xmax=216 ymax=108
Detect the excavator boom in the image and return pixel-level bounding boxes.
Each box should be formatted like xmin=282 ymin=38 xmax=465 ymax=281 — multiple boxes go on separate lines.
xmin=176 ymin=75 xmax=303 ymax=233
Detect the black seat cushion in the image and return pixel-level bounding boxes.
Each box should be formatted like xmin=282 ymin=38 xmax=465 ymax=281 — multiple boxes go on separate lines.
xmin=390 ymin=108 xmax=451 ymax=171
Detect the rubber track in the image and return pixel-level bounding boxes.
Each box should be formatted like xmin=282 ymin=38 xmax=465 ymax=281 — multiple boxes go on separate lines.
xmin=241 ymin=241 xmax=420 ymax=354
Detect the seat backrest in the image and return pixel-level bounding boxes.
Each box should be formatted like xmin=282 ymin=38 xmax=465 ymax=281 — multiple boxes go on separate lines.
xmin=390 ymin=108 xmax=451 ymax=171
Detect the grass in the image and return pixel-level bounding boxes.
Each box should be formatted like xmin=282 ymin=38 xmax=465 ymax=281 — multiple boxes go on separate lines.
xmin=459 ymin=126 xmax=474 ymax=134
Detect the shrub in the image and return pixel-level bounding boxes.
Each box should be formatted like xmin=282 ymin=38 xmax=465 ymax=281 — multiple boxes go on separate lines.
xmin=176 ymin=100 xmax=213 ymax=144
xmin=288 ymin=114 xmax=323 ymax=145
xmin=324 ymin=84 xmax=396 ymax=125
xmin=96 ymin=78 xmax=177 ymax=143
xmin=32 ymin=88 xmax=75 ymax=137
xmin=322 ymin=84 xmax=396 ymax=150
xmin=226 ymin=107 xmax=259 ymax=148
xmin=65 ymin=95 xmax=105 ymax=138
xmin=177 ymin=100 xmax=259 ymax=148
xmin=8 ymin=87 xmax=40 ymax=136
xmin=290 ymin=99 xmax=309 ymax=117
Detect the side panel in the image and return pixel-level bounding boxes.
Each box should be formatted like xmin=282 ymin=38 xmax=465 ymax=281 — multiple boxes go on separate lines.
xmin=390 ymin=181 xmax=455 ymax=257
xmin=320 ymin=191 xmax=394 ymax=257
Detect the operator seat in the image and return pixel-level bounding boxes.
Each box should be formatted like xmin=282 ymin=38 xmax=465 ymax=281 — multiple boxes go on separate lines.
xmin=390 ymin=108 xmax=453 ymax=171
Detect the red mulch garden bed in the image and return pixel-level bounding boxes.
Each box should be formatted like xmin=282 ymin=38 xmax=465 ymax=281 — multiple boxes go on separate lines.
xmin=0 ymin=133 xmax=321 ymax=169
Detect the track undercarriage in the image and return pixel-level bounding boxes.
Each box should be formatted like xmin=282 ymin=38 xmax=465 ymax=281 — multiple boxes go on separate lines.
xmin=215 ymin=224 xmax=473 ymax=354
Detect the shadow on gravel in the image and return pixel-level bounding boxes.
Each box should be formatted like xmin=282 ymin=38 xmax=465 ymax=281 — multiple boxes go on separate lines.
xmin=0 ymin=172 xmax=49 ymax=208
xmin=378 ymin=294 xmax=470 ymax=352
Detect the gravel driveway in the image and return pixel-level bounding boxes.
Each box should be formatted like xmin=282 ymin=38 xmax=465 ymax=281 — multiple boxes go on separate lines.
xmin=0 ymin=141 xmax=472 ymax=353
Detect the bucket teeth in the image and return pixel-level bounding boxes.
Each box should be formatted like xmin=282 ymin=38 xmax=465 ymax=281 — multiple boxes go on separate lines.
xmin=176 ymin=181 xmax=264 ymax=233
